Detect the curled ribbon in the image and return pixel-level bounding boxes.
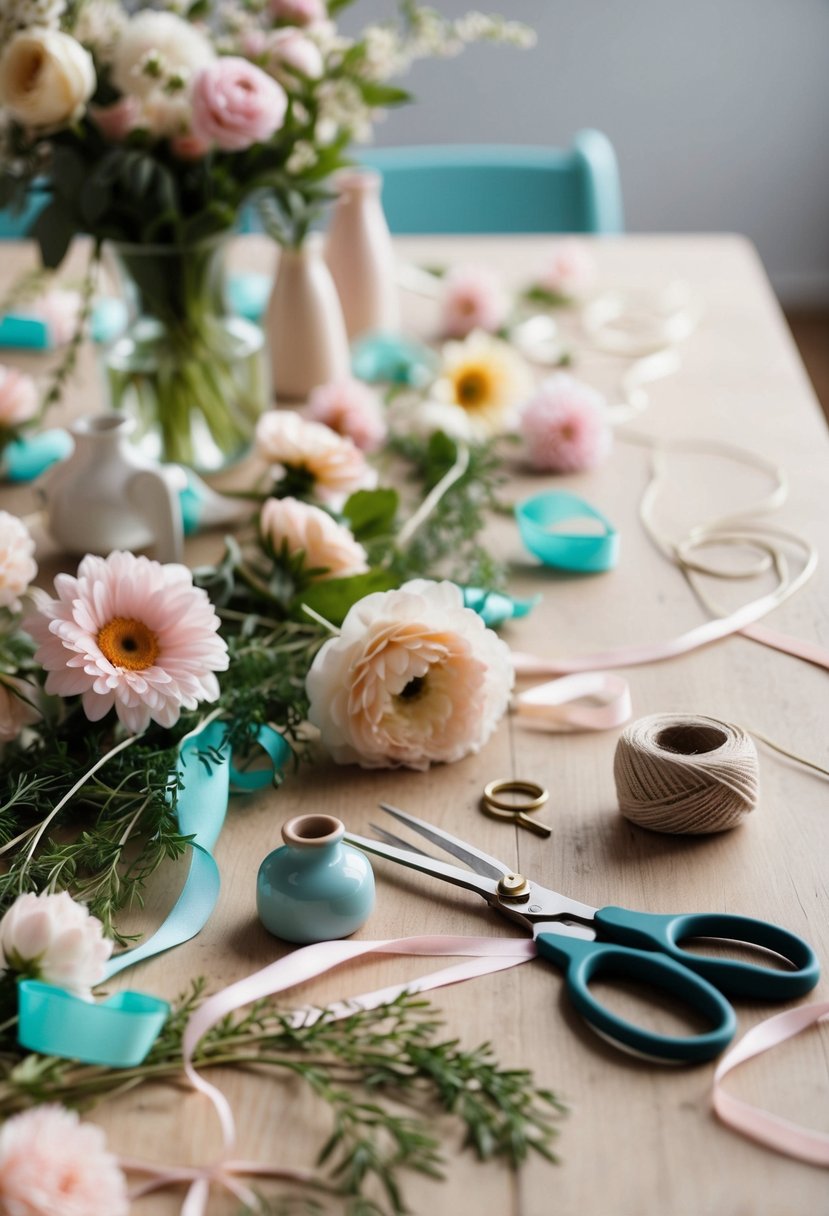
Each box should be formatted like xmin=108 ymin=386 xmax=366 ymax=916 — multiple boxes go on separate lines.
xmin=17 ymin=719 xmax=290 ymax=1066
xmin=516 ymin=491 xmax=619 ymax=573
xmin=124 ymin=934 xmax=536 ymax=1213
xmin=713 ymin=1002 xmax=829 ymax=1167
xmin=513 ymin=671 xmax=632 ymax=732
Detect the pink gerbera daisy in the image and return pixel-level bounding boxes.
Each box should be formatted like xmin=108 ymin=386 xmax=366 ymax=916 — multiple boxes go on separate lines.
xmin=25 ymin=551 xmax=229 ymax=733
xmin=519 ymin=373 xmax=612 ymax=473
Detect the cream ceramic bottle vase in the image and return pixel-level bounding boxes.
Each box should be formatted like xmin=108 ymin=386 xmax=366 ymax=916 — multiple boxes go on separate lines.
xmin=324 ymin=169 xmax=400 ymax=340
xmin=37 ymin=413 xmax=184 ymax=562
xmin=266 ymin=234 xmax=351 ymax=403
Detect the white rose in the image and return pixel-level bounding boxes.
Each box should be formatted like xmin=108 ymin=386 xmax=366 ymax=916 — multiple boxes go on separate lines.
xmin=112 ymin=10 xmax=214 ymax=100
xmin=0 ymin=890 xmax=113 ymax=996
xmin=0 ymin=28 xmax=95 ymax=129
xmin=306 ymin=579 xmax=514 ymax=770
xmin=260 ymin=496 xmax=369 ymax=581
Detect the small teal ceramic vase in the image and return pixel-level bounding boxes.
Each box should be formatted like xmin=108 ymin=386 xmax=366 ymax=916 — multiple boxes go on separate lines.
xmin=257 ymin=814 xmax=375 ymax=945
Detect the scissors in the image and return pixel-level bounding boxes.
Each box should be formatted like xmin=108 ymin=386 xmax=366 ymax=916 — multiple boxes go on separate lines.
xmin=345 ymin=804 xmax=820 ymax=1064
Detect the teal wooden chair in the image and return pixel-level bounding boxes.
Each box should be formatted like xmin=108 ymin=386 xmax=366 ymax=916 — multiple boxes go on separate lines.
xmin=358 ymin=129 xmax=623 ymax=234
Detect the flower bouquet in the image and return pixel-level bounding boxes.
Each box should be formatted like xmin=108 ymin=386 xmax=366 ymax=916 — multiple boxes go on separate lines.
xmin=0 ymin=0 xmax=534 ymax=470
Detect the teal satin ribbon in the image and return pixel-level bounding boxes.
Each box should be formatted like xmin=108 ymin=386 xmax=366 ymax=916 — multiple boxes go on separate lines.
xmin=16 ymin=720 xmax=289 ymax=1067
xmin=461 ymin=586 xmax=540 ymax=628
xmin=1 ymin=429 xmax=72 ymax=482
xmin=515 ymin=491 xmax=619 ymax=573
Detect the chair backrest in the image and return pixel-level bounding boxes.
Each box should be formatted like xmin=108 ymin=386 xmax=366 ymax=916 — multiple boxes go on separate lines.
xmin=358 ymin=129 xmax=623 ymax=235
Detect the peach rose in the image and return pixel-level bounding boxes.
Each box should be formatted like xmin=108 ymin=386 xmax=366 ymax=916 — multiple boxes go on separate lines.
xmin=260 ymin=496 xmax=369 ymax=579
xmin=306 ymin=579 xmax=514 ymax=769
xmin=256 ymin=409 xmax=376 ymax=505
xmin=191 ymin=57 xmax=287 ymax=151
xmin=0 ymin=28 xmax=95 ymax=129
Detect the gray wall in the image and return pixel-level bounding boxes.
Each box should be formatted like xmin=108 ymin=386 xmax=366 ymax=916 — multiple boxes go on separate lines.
xmin=342 ymin=0 xmax=829 ymax=305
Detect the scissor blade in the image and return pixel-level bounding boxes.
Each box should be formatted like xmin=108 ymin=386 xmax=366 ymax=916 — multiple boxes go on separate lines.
xmin=345 ymin=831 xmax=500 ymax=902
xmin=370 ymin=824 xmax=435 ymax=860
xmin=378 ymin=803 xmax=512 ymax=882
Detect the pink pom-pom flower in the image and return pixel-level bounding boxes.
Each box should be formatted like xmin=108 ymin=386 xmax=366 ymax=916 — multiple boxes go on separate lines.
xmin=439 ymin=264 xmax=509 ymax=339
xmin=305 ymin=377 xmax=387 ymax=452
xmin=539 ymin=239 xmax=597 ymax=301
xmin=519 ymin=373 xmax=612 ymax=473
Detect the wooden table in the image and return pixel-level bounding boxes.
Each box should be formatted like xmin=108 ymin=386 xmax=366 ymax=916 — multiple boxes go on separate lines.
xmin=1 ymin=235 xmax=828 ymax=1216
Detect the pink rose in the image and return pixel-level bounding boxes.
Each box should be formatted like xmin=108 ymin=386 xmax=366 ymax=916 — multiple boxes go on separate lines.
xmin=263 ymin=28 xmax=324 ymax=79
xmin=0 ymin=365 xmax=38 ymax=428
xmin=270 ymin=0 xmax=327 ymax=27
xmin=89 ymin=96 xmax=141 ymax=142
xmin=439 ymin=265 xmax=509 ymax=339
xmin=191 ymin=57 xmax=287 ymax=152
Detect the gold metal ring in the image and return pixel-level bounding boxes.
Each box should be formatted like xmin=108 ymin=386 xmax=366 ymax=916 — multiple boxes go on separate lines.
xmin=482 ymin=779 xmax=549 ymax=814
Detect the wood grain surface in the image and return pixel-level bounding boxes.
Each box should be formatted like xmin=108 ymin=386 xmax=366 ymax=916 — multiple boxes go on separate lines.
xmin=1 ymin=235 xmax=827 ymax=1216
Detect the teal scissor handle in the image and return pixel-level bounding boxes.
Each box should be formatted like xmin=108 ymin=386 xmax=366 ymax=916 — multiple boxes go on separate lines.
xmin=595 ymin=907 xmax=820 ymax=1001
xmin=536 ymin=932 xmax=737 ymax=1063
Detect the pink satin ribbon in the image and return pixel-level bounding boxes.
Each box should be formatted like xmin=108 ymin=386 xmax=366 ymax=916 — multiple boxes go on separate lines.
xmin=712 ymin=1002 xmax=829 ymax=1167
xmin=513 ymin=671 xmax=632 ymax=731
xmin=125 ymin=935 xmax=535 ymax=1213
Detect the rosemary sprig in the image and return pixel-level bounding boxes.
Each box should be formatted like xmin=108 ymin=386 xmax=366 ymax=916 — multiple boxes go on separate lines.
xmin=0 ymin=988 xmax=564 ymax=1213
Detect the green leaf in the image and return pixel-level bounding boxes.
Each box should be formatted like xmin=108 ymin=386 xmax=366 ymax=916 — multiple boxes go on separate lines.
xmin=522 ymin=284 xmax=568 ymax=307
xmin=31 ymin=201 xmax=76 ymax=269
xmin=342 ymin=488 xmax=399 ymax=540
xmin=357 ymin=82 xmax=412 ymax=107
xmin=424 ymin=430 xmax=459 ymax=487
xmin=292 ymin=568 xmax=400 ymax=627
xmin=79 ymin=173 xmax=111 ymax=226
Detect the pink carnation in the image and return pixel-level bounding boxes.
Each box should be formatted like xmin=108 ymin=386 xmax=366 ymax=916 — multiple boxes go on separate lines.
xmin=519 ymin=373 xmax=612 ymax=473
xmin=270 ymin=0 xmax=327 ymax=27
xmin=191 ymin=57 xmax=287 ymax=152
xmin=0 ymin=1105 xmax=129 ymax=1216
xmin=439 ymin=265 xmax=509 ymax=339
xmin=539 ymin=239 xmax=597 ymax=300
xmin=25 ymin=551 xmax=229 ymax=733
xmin=0 ymin=365 xmax=38 ymax=428
xmin=305 ymin=378 xmax=386 ymax=452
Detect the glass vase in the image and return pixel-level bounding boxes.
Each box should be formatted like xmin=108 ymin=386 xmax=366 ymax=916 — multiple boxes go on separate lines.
xmin=104 ymin=236 xmax=268 ymax=473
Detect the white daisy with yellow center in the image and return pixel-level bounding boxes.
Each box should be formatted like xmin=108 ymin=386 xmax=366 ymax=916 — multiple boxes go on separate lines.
xmin=432 ymin=330 xmax=534 ymax=438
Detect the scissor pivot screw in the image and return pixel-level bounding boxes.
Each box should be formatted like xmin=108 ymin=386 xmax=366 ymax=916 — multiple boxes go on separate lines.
xmin=497 ymin=873 xmax=531 ymax=900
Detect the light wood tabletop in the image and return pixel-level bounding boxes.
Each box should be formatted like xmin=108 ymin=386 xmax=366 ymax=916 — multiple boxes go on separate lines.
xmin=1 ymin=234 xmax=827 ymax=1216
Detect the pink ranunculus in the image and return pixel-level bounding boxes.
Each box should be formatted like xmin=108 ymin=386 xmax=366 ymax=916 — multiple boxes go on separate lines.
xmin=270 ymin=0 xmax=327 ymax=27
xmin=439 ymin=264 xmax=509 ymax=339
xmin=0 ymin=364 xmax=38 ymax=428
xmin=191 ymin=57 xmax=287 ymax=152
xmin=0 ymin=511 xmax=37 ymax=611
xmin=170 ymin=131 xmax=211 ymax=160
xmin=519 ymin=372 xmax=612 ymax=473
xmin=0 ymin=1105 xmax=129 ymax=1216
xmin=89 ymin=96 xmax=141 ymax=142
xmin=0 ymin=890 xmax=112 ymax=994
xmin=305 ymin=377 xmax=387 ymax=452
xmin=540 ymin=239 xmax=597 ymax=300
xmin=25 ymin=550 xmax=229 ymax=733
xmin=306 ymin=579 xmax=514 ymax=770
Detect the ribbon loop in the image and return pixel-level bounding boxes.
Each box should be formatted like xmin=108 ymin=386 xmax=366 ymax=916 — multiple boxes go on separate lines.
xmin=516 ymin=492 xmax=619 ymax=572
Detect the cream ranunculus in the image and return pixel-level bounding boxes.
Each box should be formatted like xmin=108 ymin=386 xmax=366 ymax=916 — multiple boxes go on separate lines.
xmin=260 ymin=496 xmax=369 ymax=580
xmin=306 ymin=579 xmax=514 ymax=770
xmin=0 ymin=28 xmax=95 ymax=129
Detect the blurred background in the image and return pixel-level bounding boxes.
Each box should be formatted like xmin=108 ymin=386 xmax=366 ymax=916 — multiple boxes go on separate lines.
xmin=342 ymin=0 xmax=829 ymax=409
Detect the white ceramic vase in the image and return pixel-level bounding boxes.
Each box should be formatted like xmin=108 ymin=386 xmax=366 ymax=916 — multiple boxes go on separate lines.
xmin=38 ymin=414 xmax=184 ymax=563
xmin=266 ymin=236 xmax=351 ymax=403
xmin=325 ymin=169 xmax=400 ymax=340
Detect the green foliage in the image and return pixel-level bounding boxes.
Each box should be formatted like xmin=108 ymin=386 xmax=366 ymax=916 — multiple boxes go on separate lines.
xmin=342 ymin=489 xmax=399 ymax=541
xmin=0 ymin=989 xmax=564 ymax=1213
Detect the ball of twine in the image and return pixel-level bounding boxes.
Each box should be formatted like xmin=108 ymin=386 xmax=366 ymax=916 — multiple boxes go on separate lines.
xmin=614 ymin=713 xmax=759 ymax=835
